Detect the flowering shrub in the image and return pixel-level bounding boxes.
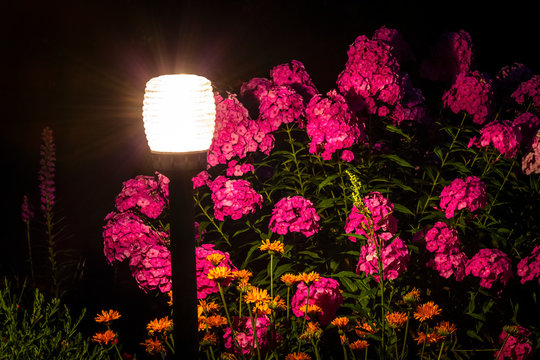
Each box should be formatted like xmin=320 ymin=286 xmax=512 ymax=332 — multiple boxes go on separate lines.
xmin=100 ymin=26 xmax=539 ymax=359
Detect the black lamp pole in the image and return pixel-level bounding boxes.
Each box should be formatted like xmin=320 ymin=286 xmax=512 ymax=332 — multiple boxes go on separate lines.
xmin=152 ymin=151 xmax=206 ymax=359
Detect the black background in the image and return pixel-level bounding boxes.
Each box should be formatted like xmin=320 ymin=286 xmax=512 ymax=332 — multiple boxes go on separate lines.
xmin=1 ymin=0 xmax=538 ymax=355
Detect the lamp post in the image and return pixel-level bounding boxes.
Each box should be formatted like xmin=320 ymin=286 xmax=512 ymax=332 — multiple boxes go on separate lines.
xmin=142 ymin=74 xmax=216 ymax=359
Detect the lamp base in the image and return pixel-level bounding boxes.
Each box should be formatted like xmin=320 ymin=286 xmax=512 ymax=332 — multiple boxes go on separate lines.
xmin=151 ymin=150 xmax=207 ymax=173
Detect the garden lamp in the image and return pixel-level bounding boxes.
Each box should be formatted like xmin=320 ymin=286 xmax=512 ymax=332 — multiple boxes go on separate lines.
xmin=143 ymin=74 xmax=216 ymax=359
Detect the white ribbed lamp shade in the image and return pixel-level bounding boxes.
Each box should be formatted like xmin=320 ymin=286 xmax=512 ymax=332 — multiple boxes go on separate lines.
xmin=142 ymin=74 xmax=216 ymax=153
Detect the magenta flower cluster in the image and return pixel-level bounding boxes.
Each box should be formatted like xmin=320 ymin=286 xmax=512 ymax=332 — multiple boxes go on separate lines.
xmin=337 ymin=34 xmax=402 ymax=116
xmin=305 ymin=89 xmax=366 ymax=160
xmin=226 ymin=160 xmax=255 ymax=177
xmin=196 ymin=244 xmax=236 ymax=299
xmin=512 ymin=74 xmax=540 ymax=109
xmin=442 ymin=70 xmax=494 ymax=124
xmin=344 ymin=191 xmax=398 ymax=242
xmin=465 ymin=248 xmax=513 ymax=288
xmin=291 ymin=277 xmax=343 ymax=325
xmin=268 ymin=196 xmax=320 ymax=237
xmin=517 ymin=245 xmax=540 ymax=285
xmin=355 ymin=232 xmax=410 ymax=282
xmin=192 ymin=170 xmax=211 ymax=189
xmin=439 ymin=176 xmax=487 ymax=219
xmin=270 ymin=59 xmax=318 ymax=100
xmin=38 ymin=126 xmax=56 ymax=212
xmin=209 ymin=176 xmax=263 ymax=221
xmin=522 ymin=129 xmax=540 ymax=175
xmin=207 ymin=93 xmax=275 ymax=167
xmin=496 ymin=326 xmax=533 ymax=360
xmin=372 ymin=26 xmax=414 ymax=63
xmin=115 ymin=173 xmax=169 ymax=219
xmin=420 ymin=30 xmax=474 ymax=83
xmin=421 ymin=222 xmax=467 ymax=281
xmin=468 ymin=120 xmax=522 ymax=159
xmin=223 ymin=316 xmax=273 ymax=357
xmin=103 ymin=211 xmax=168 ymax=264
xmin=21 ymin=195 xmax=34 ymax=223
xmin=129 ymin=244 xmax=172 ymax=293
xmin=258 ymin=85 xmax=305 ymax=130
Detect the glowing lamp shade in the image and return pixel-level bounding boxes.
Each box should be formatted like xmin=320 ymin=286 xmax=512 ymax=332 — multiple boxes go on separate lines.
xmin=143 ymin=74 xmax=216 ymax=153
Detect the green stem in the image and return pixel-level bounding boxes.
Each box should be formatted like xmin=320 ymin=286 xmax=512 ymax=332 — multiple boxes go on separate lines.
xmin=113 ymin=343 xmax=123 ymax=360
xmin=164 ymin=334 xmax=175 ymax=355
xmin=400 ymin=312 xmax=410 ymax=360
xmin=311 ymin=337 xmax=321 ymax=360
xmin=247 ymin=303 xmax=262 ymax=360
xmin=25 ymin=221 xmax=35 ymax=287
xmin=297 ymin=285 xmax=311 ymax=353
xmin=285 ymin=123 xmax=305 ymax=196
xmin=419 ymin=113 xmax=466 ymax=217
xmin=270 ymin=254 xmax=274 ymax=299
xmin=342 ymin=345 xmax=349 ymax=360
xmin=481 ymin=161 xmax=515 ymax=225
xmin=286 ymin=287 xmax=290 ymax=322
xmin=495 ymin=333 xmax=510 ymax=360
xmin=218 ymin=283 xmax=243 ymax=359
xmin=436 ymin=341 xmax=445 ymax=360
xmin=195 ymin=194 xmax=231 ymax=246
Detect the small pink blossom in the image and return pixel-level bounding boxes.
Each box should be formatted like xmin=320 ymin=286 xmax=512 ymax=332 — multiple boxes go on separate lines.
xmin=427 ymin=251 xmax=468 ymax=281
xmin=355 ymin=232 xmax=410 ymax=281
xmin=517 ymin=245 xmax=540 ymax=285
xmin=439 ymin=176 xmax=487 ymax=219
xmin=466 ymin=248 xmax=513 ymax=288
xmin=512 ymin=74 xmax=540 ymax=109
xmin=115 ymin=172 xmax=169 ymax=219
xmin=270 ymin=60 xmax=318 ymax=101
xmin=192 ymin=170 xmax=211 ymax=189
xmin=305 ymin=90 xmax=365 ymax=160
xmin=226 ymin=160 xmax=255 ymax=177
xmin=341 ymin=150 xmax=354 ymax=162
xmin=209 ymin=176 xmax=263 ymax=221
xmin=129 ymin=244 xmax=172 ymax=293
xmin=39 ymin=126 xmax=56 ymax=212
xmin=344 ymin=192 xmax=398 ymax=242
xmin=522 ymin=129 xmax=540 ymax=175
xmin=223 ymin=316 xmax=276 ymax=357
xmin=291 ymin=277 xmax=343 ymax=325
xmin=423 ymin=222 xmax=461 ymax=254
xmin=442 ymin=70 xmax=494 ymax=124
xmin=21 ymin=195 xmax=34 ymax=223
xmin=372 ymin=26 xmax=414 ymax=63
xmin=269 ymin=196 xmax=320 ymax=237
xmin=469 ymin=120 xmax=522 ymax=159
xmin=258 ymin=85 xmax=305 ymax=130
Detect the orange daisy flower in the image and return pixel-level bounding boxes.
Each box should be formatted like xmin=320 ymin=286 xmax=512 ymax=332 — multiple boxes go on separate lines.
xmin=259 ymin=239 xmax=285 ymax=254
xmin=244 ymin=287 xmax=271 ymax=304
xmin=220 ymin=353 xmax=238 ymax=360
xmin=232 ymin=269 xmax=252 ymax=280
xmin=200 ymin=332 xmax=217 ymax=346
xmin=198 ymin=300 xmax=220 ymax=316
xmin=92 ymin=330 xmax=117 ymax=345
xmin=146 ymin=316 xmax=173 ymax=336
xmin=207 ymin=266 xmax=233 ymax=282
xmin=435 ymin=321 xmax=457 ymax=336
xmin=206 ymin=253 xmax=226 ymax=266
xmin=94 ymin=309 xmax=121 ymax=324
xmin=252 ymin=302 xmax=272 ymax=316
xmin=403 ymin=288 xmax=421 ymax=304
xmin=281 ymin=273 xmax=299 ymax=287
xmin=386 ymin=311 xmax=408 ymax=328
xmin=269 ymin=295 xmax=287 ymax=311
xmin=299 ymin=322 xmax=321 ymax=340
xmin=414 ymin=331 xmax=443 ymax=345
xmin=304 ymin=303 xmax=323 ymax=316
xmin=285 ymin=352 xmax=312 ymax=360
xmin=141 ymin=338 xmax=166 ymax=356
xmin=340 ymin=334 xmax=349 ymax=345
xmin=236 ymin=277 xmax=251 ymax=292
xmin=349 ymin=340 xmax=369 ymax=351
xmin=414 ymin=301 xmax=442 ymax=322
xmin=355 ymin=321 xmax=378 ymax=337
xmin=167 ymin=291 xmax=173 ymax=306
xmin=331 ymin=317 xmax=350 ymax=329
xmin=298 ymin=271 xmax=320 ymax=285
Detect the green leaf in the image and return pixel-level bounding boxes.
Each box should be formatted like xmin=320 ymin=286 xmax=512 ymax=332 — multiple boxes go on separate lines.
xmin=318 ymin=174 xmax=339 ymax=191
xmin=385 ymin=124 xmax=411 ymax=140
xmin=466 ymin=329 xmax=485 ymax=343
xmin=393 ymin=203 xmax=414 ymax=216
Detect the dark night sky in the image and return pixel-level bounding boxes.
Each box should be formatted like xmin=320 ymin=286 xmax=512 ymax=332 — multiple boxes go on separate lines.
xmin=0 ymin=0 xmax=538 ymax=350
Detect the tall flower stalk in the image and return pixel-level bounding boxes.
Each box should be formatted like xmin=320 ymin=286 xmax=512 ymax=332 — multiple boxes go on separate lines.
xmin=21 ymin=195 xmax=35 ymax=286
xmin=39 ymin=126 xmax=59 ymax=297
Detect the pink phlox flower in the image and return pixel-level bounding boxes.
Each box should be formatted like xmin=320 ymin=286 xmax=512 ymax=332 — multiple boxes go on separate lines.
xmin=196 ymin=244 xmax=236 ymax=299
xmin=103 ymin=211 xmax=168 ymax=264
xmin=39 ymin=126 xmax=56 ymax=212
xmin=209 ymin=176 xmax=263 ymax=221
xmin=336 ymin=34 xmax=403 ymax=114
xmin=427 ymin=251 xmax=468 ymax=281
xmin=420 ymin=30 xmax=474 ymax=83
xmin=517 ymin=245 xmax=540 ymax=285
xmin=469 ymin=120 xmax=522 ymax=159
xmin=344 ymin=192 xmax=398 ymax=242
xmin=269 ymin=196 xmax=321 ymax=237
xmin=223 ymin=316 xmax=276 ymax=357
xmin=258 ymin=85 xmax=305 ymax=131
xmin=305 ymin=90 xmax=366 ymax=160
xmin=512 ymin=74 xmax=540 ymax=110
xmin=270 ymin=60 xmax=318 ymax=101
xmin=496 ymin=326 xmax=533 ymax=360
xmin=423 ymin=222 xmax=461 ymax=254
xmin=226 ymin=160 xmax=255 ymax=177
xmin=439 ymin=176 xmax=487 ymax=219
xmin=129 ymin=244 xmax=172 ymax=293
xmin=341 ymin=150 xmax=355 ymax=162
xmin=442 ymin=70 xmax=495 ymax=125
xmin=495 ymin=63 xmax=533 ymax=105
xmin=193 ymin=170 xmax=211 ymax=189
xmin=355 ymin=232 xmax=410 ymax=281
xmin=465 ymin=248 xmax=513 ymax=288
xmin=291 ymin=277 xmax=343 ymax=325
xmin=115 ymin=172 xmax=169 ymax=219
xmin=522 ymin=129 xmax=540 ymax=175
xmin=372 ymin=26 xmax=415 ymax=63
